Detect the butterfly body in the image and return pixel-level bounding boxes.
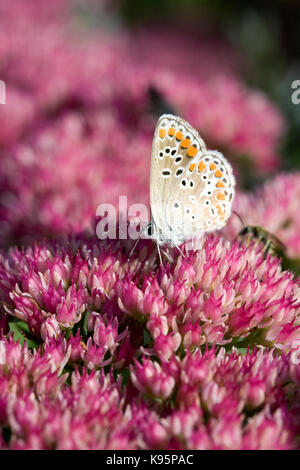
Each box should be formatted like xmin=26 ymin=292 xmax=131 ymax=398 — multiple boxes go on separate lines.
xmin=149 ymin=114 xmax=235 ymax=247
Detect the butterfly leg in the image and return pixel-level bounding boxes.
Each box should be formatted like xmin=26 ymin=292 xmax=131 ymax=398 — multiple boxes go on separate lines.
xmin=173 ymin=242 xmax=186 ymax=258
xmin=161 ymin=248 xmax=173 ymax=263
xmin=156 ymin=241 xmax=163 ymax=265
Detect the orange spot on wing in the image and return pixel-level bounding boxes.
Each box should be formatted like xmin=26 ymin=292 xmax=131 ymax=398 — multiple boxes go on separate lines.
xmin=216 ymin=205 xmax=225 ymax=217
xmin=176 ymin=131 xmax=183 ymax=141
xmin=159 ymin=128 xmax=166 ymax=139
xmin=187 ymin=145 xmax=197 ymax=157
xmin=181 ymin=138 xmax=191 ymax=149
xmin=189 ymin=163 xmax=196 ymax=172
xmin=198 ymin=161 xmax=206 ymax=172
xmin=168 ymin=127 xmax=176 ymax=137
xmin=217 ymin=192 xmax=226 ymax=200
xmin=210 ymin=163 xmax=217 ymax=170
xmin=216 ymin=180 xmax=225 ymax=188
xmin=215 ymin=169 xmax=223 ymax=178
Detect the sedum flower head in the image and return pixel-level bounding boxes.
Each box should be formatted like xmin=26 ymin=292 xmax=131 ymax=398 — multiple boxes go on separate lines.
xmin=1 ymin=234 xmax=299 ymax=361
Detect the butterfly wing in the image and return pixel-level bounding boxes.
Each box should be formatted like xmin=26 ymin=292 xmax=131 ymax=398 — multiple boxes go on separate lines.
xmin=150 ymin=114 xmax=235 ymax=243
xmin=150 ymin=114 xmax=206 ymax=240
xmin=165 ymin=148 xmax=235 ymax=237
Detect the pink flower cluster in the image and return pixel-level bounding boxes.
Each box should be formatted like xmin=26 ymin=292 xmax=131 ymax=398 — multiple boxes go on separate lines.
xmin=1 ymin=335 xmax=300 ymax=449
xmin=0 ymin=338 xmax=131 ymax=449
xmin=1 ymin=219 xmax=300 ymax=449
xmin=0 ymin=0 xmax=285 ymax=247
xmin=0 ymin=112 xmax=150 ymax=246
xmin=0 ymin=0 xmax=298 ymax=450
xmin=1 ymin=236 xmax=299 ymax=356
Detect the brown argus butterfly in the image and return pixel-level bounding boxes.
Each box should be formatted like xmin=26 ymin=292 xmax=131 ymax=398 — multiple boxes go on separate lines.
xmin=149 ymin=114 xmax=236 ymax=255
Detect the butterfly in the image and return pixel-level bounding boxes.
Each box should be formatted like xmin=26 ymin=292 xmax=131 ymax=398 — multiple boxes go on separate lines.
xmin=142 ymin=114 xmax=235 ymax=260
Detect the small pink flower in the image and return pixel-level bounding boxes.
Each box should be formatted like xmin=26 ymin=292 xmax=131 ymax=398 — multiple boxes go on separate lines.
xmin=68 ymin=330 xmax=85 ymax=363
xmin=130 ymin=357 xmax=176 ymax=400
xmin=55 ymin=285 xmax=86 ymax=326
xmin=40 ymin=316 xmax=60 ymax=340
xmin=152 ymin=332 xmax=181 ymax=361
xmin=84 ymin=338 xmax=111 ymax=370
